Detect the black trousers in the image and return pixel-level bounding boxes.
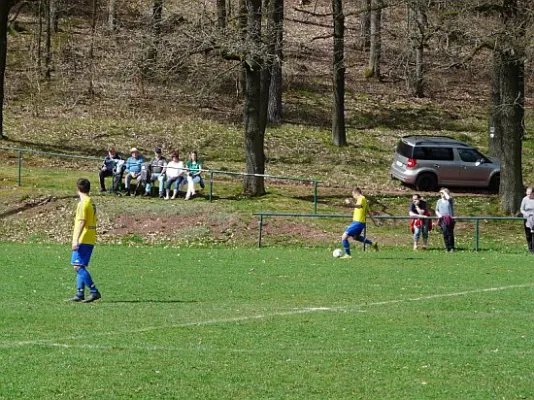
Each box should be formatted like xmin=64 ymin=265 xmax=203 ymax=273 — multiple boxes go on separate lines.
xmin=524 ymin=221 xmax=534 ymax=253
xmin=98 ymin=169 xmax=113 ymax=190
xmin=440 ymin=220 xmax=455 ymax=251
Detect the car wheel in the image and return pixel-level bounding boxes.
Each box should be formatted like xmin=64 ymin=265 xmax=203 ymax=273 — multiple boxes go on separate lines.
xmin=415 ymin=173 xmax=438 ymax=191
xmin=489 ymin=174 xmax=500 ymax=193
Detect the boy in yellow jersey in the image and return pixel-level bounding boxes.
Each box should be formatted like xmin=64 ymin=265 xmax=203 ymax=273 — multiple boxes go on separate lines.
xmin=65 ymin=178 xmax=101 ymax=303
xmin=340 ymin=187 xmax=378 ymax=259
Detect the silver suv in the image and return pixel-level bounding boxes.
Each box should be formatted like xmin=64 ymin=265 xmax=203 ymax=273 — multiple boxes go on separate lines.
xmin=390 ymin=136 xmax=500 ymax=192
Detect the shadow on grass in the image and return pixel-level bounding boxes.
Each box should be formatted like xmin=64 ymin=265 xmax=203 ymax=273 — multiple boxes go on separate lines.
xmin=2 ymin=137 xmax=108 ymax=159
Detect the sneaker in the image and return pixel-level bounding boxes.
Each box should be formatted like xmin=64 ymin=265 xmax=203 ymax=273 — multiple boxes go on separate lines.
xmin=171 ymin=195 xmax=177 ymax=200
xmin=159 ymin=193 xmax=165 ymax=198
xmin=143 ymin=192 xmax=150 ymax=197
xmin=164 ymin=195 xmax=170 ymax=200
xmin=81 ymin=292 xmax=101 ymax=303
xmin=372 ymin=242 xmax=379 ymax=251
xmin=339 ymin=254 xmax=352 ymax=259
xmin=125 ymin=192 xmax=131 ymax=197
xmin=65 ymin=295 xmax=84 ymax=302
xmin=99 ymin=188 xmax=106 ymax=193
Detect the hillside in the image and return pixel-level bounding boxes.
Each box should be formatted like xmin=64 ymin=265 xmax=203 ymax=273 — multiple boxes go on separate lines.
xmin=0 ymin=0 xmax=533 ymax=248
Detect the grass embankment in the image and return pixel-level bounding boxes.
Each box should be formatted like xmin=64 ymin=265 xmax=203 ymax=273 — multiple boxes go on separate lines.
xmin=1 ymin=244 xmax=533 ymax=399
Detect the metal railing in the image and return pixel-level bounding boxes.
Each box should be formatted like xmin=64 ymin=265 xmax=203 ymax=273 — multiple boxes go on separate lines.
xmin=0 ymin=146 xmax=321 ymax=212
xmin=252 ymin=212 xmax=525 ymax=251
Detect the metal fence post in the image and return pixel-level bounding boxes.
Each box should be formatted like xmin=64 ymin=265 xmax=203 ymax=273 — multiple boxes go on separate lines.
xmin=313 ymin=180 xmax=318 ymax=214
xmin=18 ymin=150 xmax=22 ymax=186
xmin=209 ymin=171 xmax=214 ymax=201
xmin=258 ymin=215 xmax=264 ymax=248
xmin=475 ymin=218 xmax=479 ymax=252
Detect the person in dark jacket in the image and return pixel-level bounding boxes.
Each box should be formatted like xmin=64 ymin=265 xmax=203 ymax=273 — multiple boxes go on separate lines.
xmin=144 ymin=148 xmax=168 ymax=197
xmin=98 ymin=147 xmax=122 ymax=192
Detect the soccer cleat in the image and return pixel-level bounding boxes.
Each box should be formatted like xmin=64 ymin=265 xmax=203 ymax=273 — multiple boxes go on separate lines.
xmin=65 ymin=295 xmax=84 ymax=302
xmin=372 ymin=242 xmax=379 ymax=251
xmin=81 ymin=292 xmax=101 ymax=303
xmin=339 ymin=254 xmax=352 ymax=259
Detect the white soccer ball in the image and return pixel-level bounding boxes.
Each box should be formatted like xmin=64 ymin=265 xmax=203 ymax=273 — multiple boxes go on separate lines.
xmin=333 ymin=248 xmax=343 ymax=258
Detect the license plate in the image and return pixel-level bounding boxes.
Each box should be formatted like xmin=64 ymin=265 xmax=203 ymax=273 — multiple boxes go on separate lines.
xmin=396 ymin=160 xmax=403 ymax=167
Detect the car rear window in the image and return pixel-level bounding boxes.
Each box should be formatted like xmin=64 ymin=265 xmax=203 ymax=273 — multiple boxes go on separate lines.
xmin=413 ymin=147 xmax=454 ymax=161
xmin=396 ymin=141 xmax=414 ymax=158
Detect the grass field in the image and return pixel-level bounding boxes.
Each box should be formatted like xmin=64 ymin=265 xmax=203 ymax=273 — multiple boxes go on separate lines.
xmin=1 ymin=243 xmax=533 ymax=399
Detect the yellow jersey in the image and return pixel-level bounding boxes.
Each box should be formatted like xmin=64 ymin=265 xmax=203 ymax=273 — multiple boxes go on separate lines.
xmin=74 ymin=197 xmax=97 ymax=245
xmin=352 ymin=196 xmax=369 ymax=223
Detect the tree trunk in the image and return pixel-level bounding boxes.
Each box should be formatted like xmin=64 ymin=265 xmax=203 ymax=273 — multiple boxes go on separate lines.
xmin=216 ymin=0 xmax=226 ymax=29
xmin=488 ymin=0 xmax=526 ymax=215
xmin=267 ymin=0 xmax=283 ymax=124
xmin=332 ymin=0 xmax=346 ymax=146
xmin=407 ymin=2 xmax=426 ymax=97
xmin=489 ymin=50 xmax=524 ymax=214
xmin=243 ymin=0 xmax=266 ymax=196
xmin=145 ymin=0 xmax=163 ymax=64
xmin=88 ymin=0 xmax=98 ymax=97
xmin=108 ymin=0 xmax=117 ymax=31
xmin=360 ymin=0 xmax=371 ymax=49
xmin=45 ymin=0 xmax=52 ymax=81
xmin=0 ymin=1 xmax=11 ymax=139
xmin=237 ymin=0 xmax=247 ymax=97
xmin=368 ymin=0 xmax=381 ymax=79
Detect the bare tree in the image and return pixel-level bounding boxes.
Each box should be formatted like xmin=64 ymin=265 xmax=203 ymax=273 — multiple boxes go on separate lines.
xmin=332 ymin=0 xmax=346 ymax=146
xmin=243 ymin=0 xmax=266 ymax=196
xmin=487 ymin=0 xmax=528 ymax=214
xmin=360 ymin=0 xmax=371 ymax=49
xmin=406 ymin=0 xmax=427 ymax=97
xmin=0 ymin=0 xmax=24 ymax=139
xmin=367 ymin=0 xmax=382 ymax=79
xmin=216 ymin=0 xmax=227 ymax=29
xmin=267 ymin=0 xmax=283 ymax=124
xmin=108 ymin=0 xmax=117 ymax=31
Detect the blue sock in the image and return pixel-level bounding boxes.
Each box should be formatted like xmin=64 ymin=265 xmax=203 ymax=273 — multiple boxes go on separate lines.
xmin=76 ymin=270 xmax=85 ymax=298
xmin=342 ymin=239 xmax=351 ymax=255
xmin=78 ymin=267 xmax=98 ymax=294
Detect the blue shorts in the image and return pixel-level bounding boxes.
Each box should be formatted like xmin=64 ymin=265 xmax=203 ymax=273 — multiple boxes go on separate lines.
xmin=71 ymin=244 xmax=94 ymax=267
xmin=344 ymin=221 xmax=366 ymax=238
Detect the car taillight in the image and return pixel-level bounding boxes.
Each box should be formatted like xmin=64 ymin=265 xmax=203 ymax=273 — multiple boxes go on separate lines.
xmin=406 ymin=158 xmax=417 ymax=168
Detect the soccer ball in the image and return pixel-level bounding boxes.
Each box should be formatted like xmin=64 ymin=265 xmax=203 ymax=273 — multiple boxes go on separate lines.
xmin=332 ymin=248 xmax=343 ymax=258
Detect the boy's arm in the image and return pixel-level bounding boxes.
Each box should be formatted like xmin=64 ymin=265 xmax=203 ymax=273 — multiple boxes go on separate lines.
xmin=72 ymin=219 xmax=86 ymax=250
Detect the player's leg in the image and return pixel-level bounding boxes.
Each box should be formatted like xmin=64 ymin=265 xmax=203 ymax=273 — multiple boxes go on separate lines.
xmin=125 ymin=173 xmax=133 ymax=196
xmin=157 ymin=174 xmax=165 ymax=197
xmin=413 ymin=226 xmax=420 ymax=250
xmin=422 ymin=221 xmax=429 ymax=249
xmin=76 ymin=244 xmax=101 ymax=303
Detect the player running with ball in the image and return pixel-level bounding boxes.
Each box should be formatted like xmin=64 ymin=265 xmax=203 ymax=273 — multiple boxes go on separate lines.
xmin=340 ymin=187 xmax=379 ymax=259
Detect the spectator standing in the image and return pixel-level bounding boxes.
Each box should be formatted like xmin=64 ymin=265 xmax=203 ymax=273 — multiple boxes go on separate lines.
xmin=145 ymin=148 xmax=168 ymax=197
xmin=519 ymin=186 xmax=534 ymax=254
xmin=65 ymin=178 xmax=101 ymax=303
xmin=124 ymin=147 xmax=145 ymax=196
xmin=163 ymin=151 xmax=185 ymax=200
xmin=435 ymin=188 xmax=455 ymax=252
xmin=98 ymin=147 xmax=122 ymax=192
xmin=339 ymin=187 xmax=379 ymax=259
xmin=185 ymin=151 xmax=205 ymax=200
xmin=409 ymin=194 xmax=432 ymax=251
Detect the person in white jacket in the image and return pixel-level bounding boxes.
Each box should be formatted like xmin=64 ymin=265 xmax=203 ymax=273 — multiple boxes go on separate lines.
xmin=162 ymin=151 xmax=185 ymax=200
xmin=520 ymin=186 xmax=534 ymax=254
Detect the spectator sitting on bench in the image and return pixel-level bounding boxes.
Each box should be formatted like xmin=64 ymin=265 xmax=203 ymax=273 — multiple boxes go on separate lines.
xmin=98 ymin=147 xmax=122 ymax=192
xmin=124 ymin=147 xmax=145 ymax=196
xmin=163 ymin=151 xmax=185 ymax=200
xmin=145 ymin=148 xmax=167 ymax=197
xmin=185 ymin=151 xmax=205 ymax=200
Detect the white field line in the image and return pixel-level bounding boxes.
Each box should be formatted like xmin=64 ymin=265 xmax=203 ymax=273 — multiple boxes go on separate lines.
xmin=1 ymin=283 xmax=532 ymax=351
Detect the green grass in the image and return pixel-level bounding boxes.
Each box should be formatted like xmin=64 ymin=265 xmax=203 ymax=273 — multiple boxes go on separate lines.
xmin=1 ymin=243 xmax=533 ymax=399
